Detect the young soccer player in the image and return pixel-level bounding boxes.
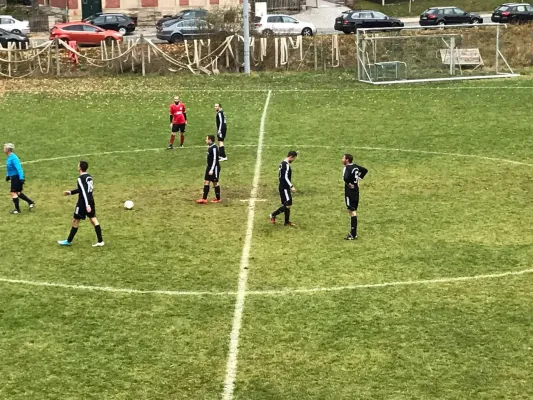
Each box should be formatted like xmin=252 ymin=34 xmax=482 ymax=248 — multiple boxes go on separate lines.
xmin=342 ymin=153 xmax=368 ymax=240
xmin=196 ymin=135 xmax=221 ymax=204
xmin=270 ymin=151 xmax=297 ymax=226
xmin=58 ymin=161 xmax=104 ymax=247
xmin=167 ymin=96 xmax=187 ymax=149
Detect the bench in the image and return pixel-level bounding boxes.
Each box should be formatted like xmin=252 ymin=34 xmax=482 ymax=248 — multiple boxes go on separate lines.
xmin=439 ymin=48 xmax=484 ymax=72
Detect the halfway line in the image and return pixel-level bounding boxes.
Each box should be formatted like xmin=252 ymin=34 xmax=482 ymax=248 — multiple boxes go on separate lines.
xmin=222 ymin=90 xmax=272 ymax=400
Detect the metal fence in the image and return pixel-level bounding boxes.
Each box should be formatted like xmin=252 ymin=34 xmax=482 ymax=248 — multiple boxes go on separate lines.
xmin=266 ymin=0 xmax=301 ymax=11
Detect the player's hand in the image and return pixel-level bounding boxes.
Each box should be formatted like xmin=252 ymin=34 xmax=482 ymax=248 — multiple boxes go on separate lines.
xmin=208 ymin=171 xmax=214 ymax=176
xmin=185 ymin=121 xmax=188 ymax=125
xmin=5 ymin=176 xmax=10 ymax=182
xmin=63 ymin=191 xmax=70 ymax=196
xmin=86 ymin=206 xmax=92 ymax=213
xmin=170 ymin=123 xmax=173 ymax=129
xmin=291 ymin=187 xmax=296 ymax=193
xmin=348 ymin=183 xmax=355 ymax=189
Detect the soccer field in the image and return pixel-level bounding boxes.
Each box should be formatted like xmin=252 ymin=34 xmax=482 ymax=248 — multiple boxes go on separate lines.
xmin=1 ymin=74 xmax=533 ymax=399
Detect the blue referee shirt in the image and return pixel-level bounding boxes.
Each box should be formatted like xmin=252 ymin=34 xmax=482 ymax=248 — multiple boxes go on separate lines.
xmin=6 ymin=153 xmax=24 ymax=180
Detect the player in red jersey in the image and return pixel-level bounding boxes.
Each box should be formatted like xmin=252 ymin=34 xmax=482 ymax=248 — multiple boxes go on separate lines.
xmin=167 ymin=96 xmax=187 ymax=149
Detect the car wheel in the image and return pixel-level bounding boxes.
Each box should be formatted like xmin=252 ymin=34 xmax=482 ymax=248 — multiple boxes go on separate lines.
xmin=392 ymin=22 xmax=401 ymax=27
xmin=353 ymin=24 xmax=362 ymax=32
xmin=262 ymin=29 xmax=274 ymax=37
xmin=437 ymin=20 xmax=446 ymax=26
xmin=170 ymin=33 xmax=184 ymax=43
xmin=11 ymin=29 xmax=21 ymax=34
xmin=301 ymin=27 xmax=313 ymax=36
xmin=105 ymin=37 xmax=116 ymax=45
xmin=118 ymin=27 xmax=127 ymax=35
xmin=510 ymin=17 xmax=519 ymax=25
xmin=342 ymin=29 xmax=352 ymax=34
xmin=471 ymin=18 xmax=481 ymax=24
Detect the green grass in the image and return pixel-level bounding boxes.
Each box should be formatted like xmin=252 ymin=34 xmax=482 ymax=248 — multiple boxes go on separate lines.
xmin=356 ymin=0 xmax=502 ymax=17
xmin=1 ymin=74 xmax=533 ymax=399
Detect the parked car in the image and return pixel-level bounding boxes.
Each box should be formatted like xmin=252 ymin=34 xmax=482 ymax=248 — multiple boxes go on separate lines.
xmin=0 ymin=27 xmax=29 ymax=48
xmin=49 ymin=22 xmax=123 ymax=45
xmin=420 ymin=7 xmax=483 ymax=26
xmin=252 ymin=14 xmax=316 ymax=36
xmin=156 ymin=19 xmax=222 ymax=43
xmin=0 ymin=15 xmax=30 ymax=35
xmin=491 ymin=3 xmax=533 ymax=23
xmin=156 ymin=8 xmax=208 ymax=30
xmin=334 ymin=10 xmax=403 ymax=33
xmin=83 ymin=13 xmax=136 ymax=35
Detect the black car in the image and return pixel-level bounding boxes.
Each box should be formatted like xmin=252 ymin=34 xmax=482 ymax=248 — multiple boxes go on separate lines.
xmin=0 ymin=28 xmax=29 ymax=48
xmin=334 ymin=10 xmax=403 ymax=33
xmin=83 ymin=13 xmax=136 ymax=35
xmin=491 ymin=3 xmax=533 ymax=23
xmin=156 ymin=8 xmax=208 ymax=30
xmin=419 ymin=7 xmax=483 ymax=26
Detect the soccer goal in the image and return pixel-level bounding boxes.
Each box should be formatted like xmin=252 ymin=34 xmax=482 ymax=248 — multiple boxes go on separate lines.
xmin=356 ymin=23 xmax=519 ymax=85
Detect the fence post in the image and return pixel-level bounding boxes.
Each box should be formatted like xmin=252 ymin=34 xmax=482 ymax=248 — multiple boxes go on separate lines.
xmin=141 ymin=34 xmax=146 ymax=76
xmin=234 ymin=34 xmax=239 ymax=72
xmin=314 ymin=35 xmax=318 ymax=71
xmin=55 ymin=38 xmax=60 ymax=77
xmin=7 ymin=42 xmax=12 ymax=77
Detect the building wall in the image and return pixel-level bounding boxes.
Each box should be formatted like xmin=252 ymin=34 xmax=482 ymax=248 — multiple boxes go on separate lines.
xmin=62 ymin=0 xmax=242 ymax=19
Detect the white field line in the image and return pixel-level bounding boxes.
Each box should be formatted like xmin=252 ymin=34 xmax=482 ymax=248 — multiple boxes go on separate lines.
xmin=1 ymin=267 xmax=533 ymax=297
xmin=222 ymin=90 xmax=272 ymax=400
xmin=0 ymin=144 xmax=531 ymax=170
xmin=247 ymin=268 xmax=533 ymax=296
xmin=5 ymin=86 xmax=533 ymax=94
xmin=0 ymin=277 xmax=235 ymax=296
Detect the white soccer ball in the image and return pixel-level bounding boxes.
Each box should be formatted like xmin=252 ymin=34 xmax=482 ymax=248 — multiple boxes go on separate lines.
xmin=124 ymin=200 xmax=134 ymax=210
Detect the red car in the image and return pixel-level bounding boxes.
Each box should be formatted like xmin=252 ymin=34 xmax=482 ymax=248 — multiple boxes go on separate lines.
xmin=49 ymin=22 xmax=123 ymax=45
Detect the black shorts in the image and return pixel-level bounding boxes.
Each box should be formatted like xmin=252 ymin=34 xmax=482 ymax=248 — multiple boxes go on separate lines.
xmin=9 ymin=175 xmax=23 ymax=193
xmin=279 ymin=187 xmax=292 ymax=206
xmin=74 ymin=202 xmax=96 ymax=220
xmin=205 ymin=165 xmax=221 ymax=182
xmin=345 ymin=192 xmax=359 ymax=211
xmin=172 ymin=123 xmax=186 ymax=133
xmin=217 ymin=129 xmax=227 ymax=142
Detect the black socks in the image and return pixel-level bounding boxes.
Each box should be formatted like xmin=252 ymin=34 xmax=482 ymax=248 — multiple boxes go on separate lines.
xmin=351 ymin=215 xmax=357 ymax=237
xmin=214 ymin=186 xmax=221 ymax=200
xmin=67 ymin=227 xmax=78 ymax=243
xmin=94 ymin=225 xmax=103 ymax=243
xmin=203 ymin=185 xmax=209 ymax=200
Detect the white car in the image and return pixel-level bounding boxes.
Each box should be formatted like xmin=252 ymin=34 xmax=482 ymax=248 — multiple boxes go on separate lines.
xmin=253 ymin=14 xmax=316 ymax=36
xmin=0 ymin=15 xmax=30 ymax=35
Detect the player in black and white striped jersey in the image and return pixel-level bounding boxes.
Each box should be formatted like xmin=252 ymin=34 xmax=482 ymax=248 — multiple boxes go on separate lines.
xmin=215 ymin=103 xmax=228 ymax=161
xmin=270 ymin=151 xmax=298 ymax=227
xmin=57 ymin=161 xmax=104 ymax=247
xmin=342 ymin=153 xmax=368 ymax=240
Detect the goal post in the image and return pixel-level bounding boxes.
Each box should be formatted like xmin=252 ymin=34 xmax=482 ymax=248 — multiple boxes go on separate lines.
xmin=356 ymin=23 xmax=519 ymax=85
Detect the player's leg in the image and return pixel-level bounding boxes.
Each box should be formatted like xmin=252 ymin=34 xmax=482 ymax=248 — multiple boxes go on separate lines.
xmin=89 ymin=216 xmax=104 ymax=247
xmin=10 ymin=191 xmax=20 ymax=214
xmin=270 ymin=189 xmax=288 ymax=223
xmin=179 ymin=125 xmax=185 ymax=147
xmin=345 ymin=195 xmax=359 ymax=240
xmin=196 ymin=175 xmax=210 ymax=204
xmin=17 ymin=187 xmax=35 ymax=209
xmin=212 ymin=166 xmax=221 ymax=202
xmin=9 ymin=177 xmax=22 ymax=214
xmin=58 ymin=218 xmax=80 ymax=245
xmin=218 ymin=132 xmax=227 ymax=160
xmin=168 ymin=124 xmax=178 ymax=149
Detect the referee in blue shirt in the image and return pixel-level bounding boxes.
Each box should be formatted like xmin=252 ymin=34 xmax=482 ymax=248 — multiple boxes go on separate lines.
xmin=4 ymin=143 xmax=34 ymax=214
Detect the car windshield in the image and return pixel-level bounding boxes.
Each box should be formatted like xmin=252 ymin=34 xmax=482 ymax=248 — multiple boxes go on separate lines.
xmin=497 ymin=5 xmax=509 ymax=11
xmin=423 ymin=8 xmax=436 ymax=14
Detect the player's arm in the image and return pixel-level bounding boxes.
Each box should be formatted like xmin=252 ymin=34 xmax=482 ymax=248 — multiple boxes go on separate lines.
xmin=169 ymin=105 xmax=174 ymax=126
xmin=13 ymin=157 xmax=24 ymax=181
xmin=283 ymin=163 xmax=294 ymax=190
xmin=216 ymin=113 xmax=222 ymax=133
xmin=209 ymin=147 xmax=217 ymax=173
xmin=183 ymin=104 xmax=187 ymax=124
xmin=358 ymin=165 xmax=368 ymax=180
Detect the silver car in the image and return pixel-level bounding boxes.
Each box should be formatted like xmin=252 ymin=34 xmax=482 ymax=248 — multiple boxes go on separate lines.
xmin=156 ymin=19 xmax=221 ymax=43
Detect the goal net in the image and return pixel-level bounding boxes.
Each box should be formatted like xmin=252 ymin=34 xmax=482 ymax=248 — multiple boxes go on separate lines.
xmin=356 ymin=24 xmax=518 ymax=84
